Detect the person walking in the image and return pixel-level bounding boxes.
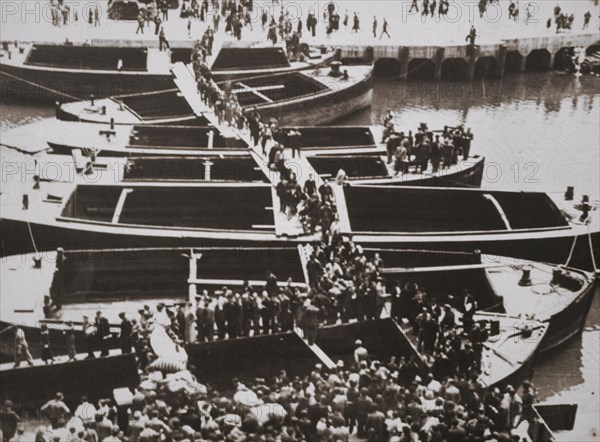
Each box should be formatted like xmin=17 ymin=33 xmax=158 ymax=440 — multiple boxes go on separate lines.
xmin=159 ymin=27 xmax=171 ymax=51
xmin=380 ymin=18 xmax=390 ymax=39
xmin=409 ymin=0 xmax=419 ymax=13
xmin=154 ymin=13 xmax=162 ymax=35
xmin=466 ymin=25 xmax=477 ymax=45
xmin=352 ymin=12 xmax=360 ymax=33
xmin=161 ymin=0 xmax=169 ymax=21
xmin=135 ymin=12 xmax=144 ymax=34
xmin=583 ymin=10 xmax=591 ymax=29
xmin=288 ymin=128 xmax=302 ymax=158
xmin=372 ymin=16 xmax=377 ymax=38
xmin=13 ymin=327 xmax=34 ymax=368
xmin=40 ymin=324 xmax=54 ymax=365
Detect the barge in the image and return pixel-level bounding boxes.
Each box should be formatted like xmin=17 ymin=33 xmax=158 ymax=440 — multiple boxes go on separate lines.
xmin=0 ymin=41 xmax=335 ymax=104
xmin=1 ymin=247 xmax=562 ymax=391
xmin=56 ymin=62 xmax=374 ymax=126
xmin=1 ymin=179 xmax=597 ymax=270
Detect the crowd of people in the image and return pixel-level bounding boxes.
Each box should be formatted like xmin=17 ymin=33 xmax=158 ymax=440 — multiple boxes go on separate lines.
xmin=380 ymin=112 xmax=474 ymax=176
xmin=2 ymin=365 xmax=541 ymax=442
xmin=135 ymin=0 xmax=592 ymax=45
xmin=40 ymin=0 xmax=595 ymax=44
xmin=3 ymin=310 xmax=541 ymax=442
xmin=4 ymin=231 xmax=550 ymax=441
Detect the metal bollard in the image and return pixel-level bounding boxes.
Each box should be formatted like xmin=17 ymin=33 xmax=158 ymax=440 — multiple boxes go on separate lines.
xmin=564 ymin=186 xmax=574 ymax=200
xmin=518 ymin=265 xmax=532 ymax=286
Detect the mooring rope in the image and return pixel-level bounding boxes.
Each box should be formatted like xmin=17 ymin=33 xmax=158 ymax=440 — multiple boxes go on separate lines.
xmin=587 ymin=223 xmax=598 ymax=273
xmin=0 ymin=69 xmax=83 ymax=101
xmin=0 ymin=324 xmax=16 ymax=336
xmin=564 ymin=234 xmax=578 ymax=267
xmin=27 ymin=221 xmax=39 ymax=255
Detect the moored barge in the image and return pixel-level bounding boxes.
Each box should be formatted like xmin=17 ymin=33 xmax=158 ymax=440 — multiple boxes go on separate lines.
xmin=0 ymin=41 xmax=336 ymax=104
xmin=56 ymin=62 xmax=374 ymax=126
xmin=1 ymin=247 xmax=561 ymax=391
xmin=1 ymin=180 xmax=597 ymax=270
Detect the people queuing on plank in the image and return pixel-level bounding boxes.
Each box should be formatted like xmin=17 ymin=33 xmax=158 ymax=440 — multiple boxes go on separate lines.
xmin=381 ymin=117 xmax=474 ymax=175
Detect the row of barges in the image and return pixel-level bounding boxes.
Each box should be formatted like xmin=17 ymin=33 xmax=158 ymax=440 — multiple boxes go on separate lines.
xmin=0 ymin=39 xmax=598 ymax=409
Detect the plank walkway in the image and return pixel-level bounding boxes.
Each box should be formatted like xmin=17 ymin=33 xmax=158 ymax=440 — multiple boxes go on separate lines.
xmin=172 ymin=62 xmax=331 ymax=238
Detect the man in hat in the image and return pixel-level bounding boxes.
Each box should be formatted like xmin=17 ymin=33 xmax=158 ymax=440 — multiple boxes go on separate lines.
xmin=288 ymin=128 xmax=302 ymax=158
xmin=196 ymin=299 xmax=215 ymax=342
xmin=95 ymin=311 xmax=111 ymax=357
xmin=302 ymin=299 xmax=320 ymax=345
xmin=462 ymin=128 xmax=473 ymax=160
xmin=118 ymin=312 xmax=133 ymax=354
xmin=82 ymin=315 xmax=96 ymax=359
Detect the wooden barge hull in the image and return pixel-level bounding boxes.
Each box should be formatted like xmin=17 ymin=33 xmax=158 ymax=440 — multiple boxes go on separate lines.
xmin=255 ymin=70 xmax=374 ymax=126
xmin=0 ymin=62 xmax=174 ymax=104
xmin=1 ymin=216 xmax=598 ymax=271
xmin=55 ymin=66 xmax=374 ymax=126
xmin=537 ymin=278 xmax=598 ymax=353
xmin=0 ymin=316 xmax=542 ymax=394
xmin=1 ymin=43 xmax=337 ymax=105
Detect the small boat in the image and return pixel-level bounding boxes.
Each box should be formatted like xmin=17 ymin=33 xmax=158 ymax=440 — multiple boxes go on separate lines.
xmin=0 ymin=41 xmax=336 ymax=104
xmin=56 ymin=62 xmax=374 ymax=126
xmin=1 ymin=247 xmax=562 ymax=392
xmin=1 ymin=177 xmax=598 ymax=269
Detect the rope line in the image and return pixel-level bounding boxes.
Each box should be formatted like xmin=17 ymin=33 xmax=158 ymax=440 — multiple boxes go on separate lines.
xmin=587 ymin=224 xmax=598 ymax=273
xmin=564 ymin=234 xmax=578 ymax=267
xmin=27 ymin=221 xmax=39 ymax=255
xmin=0 ymin=69 xmax=83 ymax=101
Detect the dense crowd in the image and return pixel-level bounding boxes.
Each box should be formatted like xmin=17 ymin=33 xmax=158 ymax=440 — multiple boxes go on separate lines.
xmin=5 ymin=234 xmax=548 ymax=441
xmin=380 ymin=112 xmax=474 ymax=175
xmin=6 ymin=369 xmax=540 ymax=441
xmin=3 ymin=331 xmax=541 ymax=442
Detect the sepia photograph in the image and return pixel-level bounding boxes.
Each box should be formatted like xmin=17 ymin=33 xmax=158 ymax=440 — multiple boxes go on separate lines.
xmin=0 ymin=0 xmax=599 ymax=440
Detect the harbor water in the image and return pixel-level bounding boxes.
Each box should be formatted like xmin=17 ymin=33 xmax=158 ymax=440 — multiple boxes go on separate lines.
xmin=1 ymin=71 xmax=599 ymax=440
